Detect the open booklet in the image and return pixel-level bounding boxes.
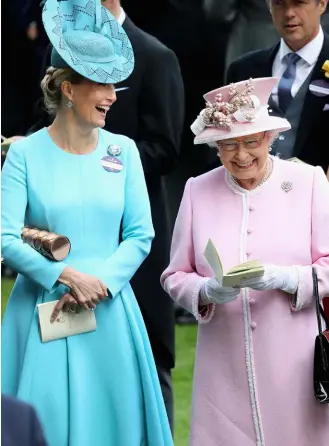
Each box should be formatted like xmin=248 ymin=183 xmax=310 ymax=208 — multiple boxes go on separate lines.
xmin=204 ymin=239 xmax=265 ymax=288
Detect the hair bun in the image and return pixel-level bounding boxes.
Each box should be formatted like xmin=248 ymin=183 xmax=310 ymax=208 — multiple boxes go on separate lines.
xmin=40 ymin=67 xmax=82 ymax=116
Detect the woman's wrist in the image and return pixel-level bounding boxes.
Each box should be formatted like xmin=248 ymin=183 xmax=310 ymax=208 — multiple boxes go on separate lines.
xmin=199 ymin=281 xmax=210 ymax=306
xmin=281 ymin=266 xmax=300 ymax=294
xmin=58 ymin=266 xmax=77 ymax=287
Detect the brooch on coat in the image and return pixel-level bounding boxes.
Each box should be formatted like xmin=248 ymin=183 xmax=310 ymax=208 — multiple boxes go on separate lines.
xmin=100 ymin=145 xmax=123 ymax=173
xmin=281 ymin=181 xmax=293 ymax=193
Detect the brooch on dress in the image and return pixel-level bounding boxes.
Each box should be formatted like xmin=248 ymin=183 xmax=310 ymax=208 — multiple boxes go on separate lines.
xmin=107 ymin=145 xmax=121 ymax=156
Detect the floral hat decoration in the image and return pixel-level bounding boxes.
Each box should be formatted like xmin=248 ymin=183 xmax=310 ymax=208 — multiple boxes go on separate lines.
xmin=191 ymin=77 xmax=291 ymax=145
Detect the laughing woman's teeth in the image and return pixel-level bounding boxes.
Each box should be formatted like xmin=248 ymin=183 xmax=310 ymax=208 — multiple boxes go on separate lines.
xmin=95 ymin=106 xmax=110 ymax=113
xmin=237 ymin=161 xmax=253 ymax=167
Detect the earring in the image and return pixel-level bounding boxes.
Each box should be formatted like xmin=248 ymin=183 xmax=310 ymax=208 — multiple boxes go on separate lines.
xmin=67 ymin=100 xmax=73 ymax=108
xmin=269 ymin=146 xmax=272 ymax=152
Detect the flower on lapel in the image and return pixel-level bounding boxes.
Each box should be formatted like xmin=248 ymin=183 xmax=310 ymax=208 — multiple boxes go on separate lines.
xmin=322 ymin=60 xmax=329 ymax=79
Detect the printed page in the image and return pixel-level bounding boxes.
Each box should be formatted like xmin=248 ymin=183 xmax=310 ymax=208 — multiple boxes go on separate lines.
xmin=204 ymin=239 xmax=224 ymax=284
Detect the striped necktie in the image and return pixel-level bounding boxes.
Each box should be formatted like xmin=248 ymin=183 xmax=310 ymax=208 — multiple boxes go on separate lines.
xmin=277 ymin=52 xmax=301 ymax=113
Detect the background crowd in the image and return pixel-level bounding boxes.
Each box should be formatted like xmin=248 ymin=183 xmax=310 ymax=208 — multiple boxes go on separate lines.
xmin=1 ymin=1 xmax=329 ymax=445
xmin=3 ymin=0 xmax=329 ymax=207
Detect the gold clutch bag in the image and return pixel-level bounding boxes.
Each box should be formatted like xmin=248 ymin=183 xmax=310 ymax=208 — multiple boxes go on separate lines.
xmin=21 ymin=227 xmax=71 ymax=261
xmin=37 ymin=300 xmax=97 ymax=342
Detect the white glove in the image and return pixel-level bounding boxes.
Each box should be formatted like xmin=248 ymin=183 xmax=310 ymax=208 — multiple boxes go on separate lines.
xmin=239 ymin=265 xmax=299 ymax=294
xmin=200 ymin=277 xmax=240 ymax=305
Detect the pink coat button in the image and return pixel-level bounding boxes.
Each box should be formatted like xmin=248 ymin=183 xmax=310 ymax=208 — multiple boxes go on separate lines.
xmin=249 ymin=205 xmax=255 ymax=212
xmin=246 ymin=252 xmax=251 ymax=257
xmin=249 ymin=298 xmax=256 ymax=305
xmin=247 ymin=227 xmax=254 ymax=235
xmin=250 ymin=321 xmax=257 ymax=329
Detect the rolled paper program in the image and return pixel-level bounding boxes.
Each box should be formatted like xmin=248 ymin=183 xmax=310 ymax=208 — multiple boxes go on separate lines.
xmin=21 ymin=227 xmax=71 ymax=261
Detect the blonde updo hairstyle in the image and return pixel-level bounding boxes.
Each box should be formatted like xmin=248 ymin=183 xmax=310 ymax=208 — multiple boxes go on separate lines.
xmin=41 ymin=67 xmax=83 ymax=116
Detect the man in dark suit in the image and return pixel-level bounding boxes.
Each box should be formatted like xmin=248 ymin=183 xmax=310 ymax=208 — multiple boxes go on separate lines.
xmin=28 ymin=0 xmax=184 ymax=430
xmin=123 ymin=0 xmax=229 ymax=223
xmin=108 ymin=3 xmax=184 ymax=430
xmin=1 ymin=395 xmax=48 ymax=446
xmin=226 ymin=0 xmax=329 ymax=172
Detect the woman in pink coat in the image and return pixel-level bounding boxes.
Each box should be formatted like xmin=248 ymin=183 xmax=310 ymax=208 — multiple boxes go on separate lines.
xmin=161 ymin=77 xmax=329 ymax=446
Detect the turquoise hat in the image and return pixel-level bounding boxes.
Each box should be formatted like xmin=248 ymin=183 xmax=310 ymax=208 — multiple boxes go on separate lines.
xmin=42 ymin=0 xmax=134 ymax=84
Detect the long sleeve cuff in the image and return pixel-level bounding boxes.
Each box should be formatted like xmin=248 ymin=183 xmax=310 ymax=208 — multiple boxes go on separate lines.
xmin=191 ymin=277 xmax=216 ymax=323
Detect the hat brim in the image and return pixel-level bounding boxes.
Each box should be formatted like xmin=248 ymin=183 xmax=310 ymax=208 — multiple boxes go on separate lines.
xmin=194 ymin=116 xmax=291 ymax=144
xmin=42 ymin=0 xmax=134 ymax=84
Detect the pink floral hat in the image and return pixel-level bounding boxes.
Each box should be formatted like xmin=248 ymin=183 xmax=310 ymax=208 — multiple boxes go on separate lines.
xmin=191 ymin=77 xmax=291 ymax=144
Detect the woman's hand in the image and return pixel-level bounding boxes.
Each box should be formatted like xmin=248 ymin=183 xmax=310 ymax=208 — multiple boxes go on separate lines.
xmin=200 ymin=277 xmax=240 ymax=305
xmin=51 ymin=292 xmax=79 ymax=322
xmin=239 ymin=265 xmax=299 ymax=294
xmin=57 ymin=266 xmax=108 ymax=310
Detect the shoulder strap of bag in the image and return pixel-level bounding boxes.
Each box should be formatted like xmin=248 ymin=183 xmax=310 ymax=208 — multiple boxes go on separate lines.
xmin=312 ymin=267 xmax=329 ymax=334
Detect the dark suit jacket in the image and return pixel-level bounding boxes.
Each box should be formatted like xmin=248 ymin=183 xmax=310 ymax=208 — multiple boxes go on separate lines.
xmin=226 ymin=33 xmax=329 ymax=172
xmin=1 ymin=395 xmax=47 ymax=446
xmin=203 ymin=0 xmax=279 ymax=72
xmin=2 ymin=0 xmax=47 ymax=136
xmin=28 ymin=17 xmax=184 ymax=369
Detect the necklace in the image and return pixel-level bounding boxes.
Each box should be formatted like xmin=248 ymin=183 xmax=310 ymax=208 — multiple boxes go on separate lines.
xmin=232 ymin=158 xmax=273 ymax=189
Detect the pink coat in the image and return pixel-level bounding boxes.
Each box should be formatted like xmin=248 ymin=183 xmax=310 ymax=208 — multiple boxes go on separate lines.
xmin=161 ymin=158 xmax=329 ymax=446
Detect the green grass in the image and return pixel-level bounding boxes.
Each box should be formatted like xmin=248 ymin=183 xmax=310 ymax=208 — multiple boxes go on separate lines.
xmin=173 ymin=325 xmax=197 ymax=445
xmin=1 ymin=277 xmax=197 ymax=445
xmin=1 ymin=277 xmax=14 ymax=318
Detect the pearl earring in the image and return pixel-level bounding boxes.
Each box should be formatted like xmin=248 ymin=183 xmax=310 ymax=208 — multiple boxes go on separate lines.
xmin=269 ymin=146 xmax=272 ymax=152
xmin=67 ymin=100 xmax=73 ymax=108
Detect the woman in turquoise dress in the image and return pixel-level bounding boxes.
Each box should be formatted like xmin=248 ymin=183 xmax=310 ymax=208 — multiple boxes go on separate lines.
xmin=1 ymin=1 xmax=173 ymax=445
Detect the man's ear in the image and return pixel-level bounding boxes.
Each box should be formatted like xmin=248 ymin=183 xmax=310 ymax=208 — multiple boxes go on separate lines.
xmin=319 ymin=0 xmax=329 ymax=16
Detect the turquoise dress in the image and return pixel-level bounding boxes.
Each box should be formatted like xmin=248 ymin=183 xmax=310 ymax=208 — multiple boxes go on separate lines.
xmin=1 ymin=128 xmax=173 ymax=446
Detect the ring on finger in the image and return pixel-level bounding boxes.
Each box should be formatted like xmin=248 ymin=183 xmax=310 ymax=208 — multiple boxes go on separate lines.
xmin=69 ymin=307 xmax=77 ymax=313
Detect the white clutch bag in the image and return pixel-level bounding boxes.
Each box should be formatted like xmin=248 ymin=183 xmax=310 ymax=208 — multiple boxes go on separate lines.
xmin=37 ymin=300 xmax=96 ymax=343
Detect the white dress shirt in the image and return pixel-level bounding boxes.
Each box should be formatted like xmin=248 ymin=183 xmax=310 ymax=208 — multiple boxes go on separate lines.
xmin=114 ymin=8 xmax=129 ymax=93
xmin=117 ymin=7 xmax=126 ymax=26
xmin=271 ymin=27 xmax=324 ymax=105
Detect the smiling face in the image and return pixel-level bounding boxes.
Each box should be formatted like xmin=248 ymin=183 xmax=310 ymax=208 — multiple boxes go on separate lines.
xmin=62 ymin=78 xmax=117 ymax=129
xmin=217 ymin=132 xmax=271 ymax=185
xmin=268 ymin=0 xmax=327 ymax=51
